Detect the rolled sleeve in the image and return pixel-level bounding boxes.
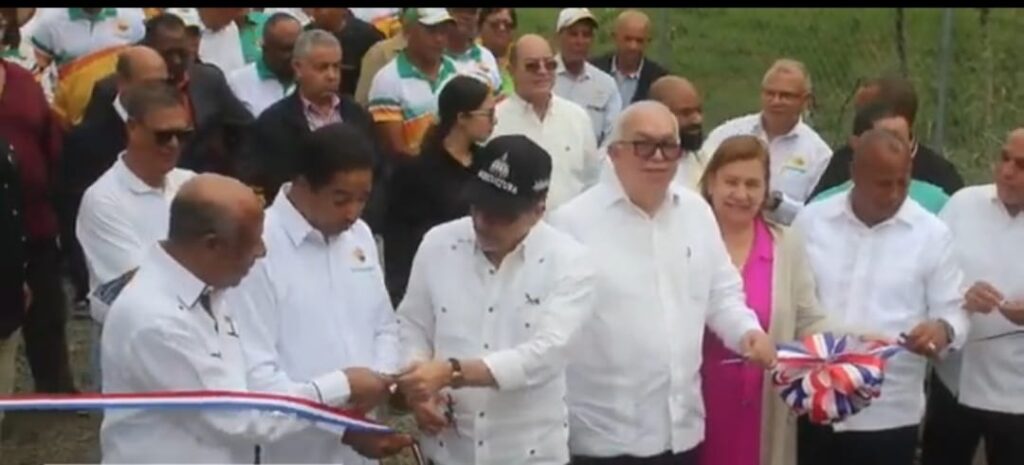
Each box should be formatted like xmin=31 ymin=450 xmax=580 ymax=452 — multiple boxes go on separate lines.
xmin=310 ymin=370 xmax=352 ymax=407
xmin=481 ymin=350 xmax=529 ymax=391
xmin=926 ymin=228 xmax=970 ymax=352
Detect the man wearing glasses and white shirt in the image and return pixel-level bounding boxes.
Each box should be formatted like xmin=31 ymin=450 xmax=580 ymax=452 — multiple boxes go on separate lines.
xmin=702 ymin=59 xmax=832 ymax=225
xmin=396 ymin=134 xmax=597 ymax=465
xmin=792 ymin=128 xmax=970 ymax=465
xmin=230 ymin=123 xmax=411 ymax=463
xmin=922 ymin=128 xmax=1024 ymax=465
xmin=492 ymin=34 xmax=599 ymax=211
xmin=549 ymin=101 xmax=777 ymax=465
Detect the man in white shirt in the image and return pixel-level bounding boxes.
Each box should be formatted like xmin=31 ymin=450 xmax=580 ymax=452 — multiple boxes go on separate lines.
xmin=922 ymin=128 xmax=1024 ymax=465
xmin=492 ymin=34 xmax=599 ymax=211
xmin=101 ymin=174 xmax=364 ymax=463
xmin=227 ymin=12 xmax=299 ymax=117
xmin=703 ymin=58 xmax=833 ymax=225
xmin=549 ymin=101 xmax=776 ymax=465
xmin=197 ymin=8 xmax=247 ymax=74
xmin=230 ymin=123 xmax=410 ymax=463
xmin=396 ymin=134 xmax=597 ymax=465
xmin=77 ymin=82 xmax=196 ymax=393
xmin=648 ymin=75 xmax=707 ymax=191
xmin=445 ymin=8 xmax=502 ymax=93
xmin=792 ymin=128 xmax=970 ymax=465
xmin=552 ymin=8 xmax=622 ymax=146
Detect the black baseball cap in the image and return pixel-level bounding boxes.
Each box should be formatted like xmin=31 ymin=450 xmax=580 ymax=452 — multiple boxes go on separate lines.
xmin=464 ymin=135 xmax=552 ymax=218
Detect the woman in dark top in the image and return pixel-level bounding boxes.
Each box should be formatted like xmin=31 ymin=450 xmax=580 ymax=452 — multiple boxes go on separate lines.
xmin=383 ymin=75 xmax=496 ymax=302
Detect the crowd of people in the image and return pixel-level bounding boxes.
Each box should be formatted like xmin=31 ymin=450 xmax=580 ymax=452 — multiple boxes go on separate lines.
xmin=0 ymin=6 xmax=1021 ymax=465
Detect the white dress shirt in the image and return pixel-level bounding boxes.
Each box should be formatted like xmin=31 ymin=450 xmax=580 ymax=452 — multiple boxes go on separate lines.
xmin=933 ymin=184 xmax=1024 ymax=414
xmin=200 ymin=21 xmax=246 ymax=75
xmin=702 ymin=113 xmax=832 ymax=223
xmin=549 ymin=169 xmax=762 ymax=457
xmin=553 ymin=55 xmax=623 ymax=146
xmin=792 ymin=192 xmax=970 ymax=432
xmin=101 ymin=244 xmax=351 ymax=464
xmin=398 ymin=217 xmax=597 ymax=465
xmin=76 ymin=153 xmax=195 ymax=323
xmin=230 ymin=185 xmax=400 ymax=464
xmin=492 ymin=93 xmax=600 ymax=211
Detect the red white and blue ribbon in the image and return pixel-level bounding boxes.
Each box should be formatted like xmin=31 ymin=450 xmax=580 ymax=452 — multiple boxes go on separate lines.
xmin=771 ymin=332 xmax=902 ymax=424
xmin=0 ymin=390 xmax=392 ymax=434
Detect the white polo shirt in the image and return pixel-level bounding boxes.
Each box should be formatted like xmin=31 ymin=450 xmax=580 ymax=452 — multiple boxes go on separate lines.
xmin=553 ymin=55 xmax=623 ymax=146
xmin=934 ymin=184 xmax=1024 ymax=414
xmin=398 ymin=217 xmax=597 ymax=465
xmin=550 ymin=169 xmax=762 ymax=457
xmin=30 ymin=8 xmax=145 ymax=65
xmin=228 ymin=59 xmax=296 ymax=117
xmin=492 ymin=93 xmax=600 ymax=211
xmin=76 ymin=153 xmax=196 ymax=323
xmin=792 ymin=192 xmax=970 ymax=432
xmin=230 ymin=185 xmax=399 ymax=465
xmin=702 ymin=113 xmax=833 ymax=223
xmin=200 ymin=21 xmax=246 ymax=75
xmin=101 ymin=244 xmax=351 ymax=464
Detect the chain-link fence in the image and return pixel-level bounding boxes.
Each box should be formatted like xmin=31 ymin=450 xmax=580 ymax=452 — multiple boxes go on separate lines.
xmin=520 ymin=8 xmax=1024 ymax=183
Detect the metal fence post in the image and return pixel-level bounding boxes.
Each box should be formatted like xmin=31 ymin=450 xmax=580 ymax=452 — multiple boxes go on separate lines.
xmin=932 ymin=8 xmax=955 ymax=153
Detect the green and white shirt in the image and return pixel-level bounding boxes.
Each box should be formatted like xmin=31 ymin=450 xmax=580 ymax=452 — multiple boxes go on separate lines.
xmin=368 ymin=52 xmax=458 ymax=155
xmin=227 ymin=57 xmax=296 ymax=117
xmin=30 ymin=8 xmax=145 ymax=65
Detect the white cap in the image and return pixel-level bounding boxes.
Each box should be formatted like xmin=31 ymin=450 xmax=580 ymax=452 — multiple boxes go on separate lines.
xmin=404 ymin=8 xmax=455 ymax=26
xmin=166 ymin=8 xmax=203 ymax=29
xmin=556 ymin=8 xmax=598 ymax=32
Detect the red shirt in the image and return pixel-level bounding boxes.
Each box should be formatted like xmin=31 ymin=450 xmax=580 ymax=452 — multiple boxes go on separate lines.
xmin=0 ymin=59 xmax=63 ymax=240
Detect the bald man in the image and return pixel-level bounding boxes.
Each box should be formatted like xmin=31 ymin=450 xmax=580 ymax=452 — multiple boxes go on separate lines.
xmin=648 ymin=75 xmax=706 ymax=190
xmin=493 ymin=34 xmax=599 ymax=211
xmin=551 ymin=101 xmax=775 ymax=465
xmin=923 ymin=128 xmax=1024 ymax=465
xmin=591 ymin=9 xmax=668 ymax=104
xmin=100 ymin=173 xmax=386 ymax=463
xmin=703 ymin=58 xmax=833 ymax=225
xmin=792 ymin=129 xmax=969 ymax=465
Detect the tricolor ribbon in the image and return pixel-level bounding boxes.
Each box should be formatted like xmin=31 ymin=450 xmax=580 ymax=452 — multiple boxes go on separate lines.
xmin=0 ymin=390 xmax=392 ymax=434
xmin=771 ymin=332 xmax=902 ymax=424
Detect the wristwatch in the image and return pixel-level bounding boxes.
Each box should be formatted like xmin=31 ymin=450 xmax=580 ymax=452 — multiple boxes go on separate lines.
xmin=448 ymin=358 xmax=465 ymax=389
xmin=937 ymin=319 xmax=955 ymax=345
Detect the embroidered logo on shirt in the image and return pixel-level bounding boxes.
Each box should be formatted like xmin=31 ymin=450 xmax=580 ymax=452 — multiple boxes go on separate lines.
xmin=525 ymin=293 xmax=540 ymax=306
xmin=223 ymin=315 xmax=240 ymax=338
xmin=784 ymin=155 xmax=808 ymax=172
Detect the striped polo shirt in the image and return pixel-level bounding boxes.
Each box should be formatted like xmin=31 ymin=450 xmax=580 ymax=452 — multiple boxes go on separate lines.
xmin=367 ymin=51 xmax=458 ymax=155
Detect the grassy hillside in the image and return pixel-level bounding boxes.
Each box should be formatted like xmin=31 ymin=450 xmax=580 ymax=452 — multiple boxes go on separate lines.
xmin=516 ymin=8 xmax=1024 ymax=183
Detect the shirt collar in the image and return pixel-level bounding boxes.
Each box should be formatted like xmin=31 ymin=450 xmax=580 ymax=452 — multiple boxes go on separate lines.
xmin=113 ymin=94 xmax=128 ymax=122
xmin=594 ymin=161 xmax=681 ymax=213
xmin=301 ymin=93 xmax=341 ymax=115
xmin=148 ymin=242 xmax=211 ymax=311
xmin=396 ymin=51 xmax=457 ymax=91
xmin=255 ymin=56 xmax=294 ymax=88
xmin=114 ymin=152 xmax=167 ymax=195
xmin=507 ymin=91 xmax=555 ymax=120
xmin=753 ymin=113 xmax=802 ymax=140
xmin=270 ymin=183 xmax=320 ymax=248
xmin=611 ymin=54 xmax=643 ymax=80
xmin=830 ymin=190 xmax=915 ymax=228
xmin=555 ymin=54 xmax=590 ymax=81
xmin=446 ymin=43 xmax=483 ymax=63
xmin=68 ymin=8 xmax=117 ymax=22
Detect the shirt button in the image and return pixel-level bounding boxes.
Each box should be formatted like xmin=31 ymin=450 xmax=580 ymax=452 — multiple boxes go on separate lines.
xmin=439 ymin=440 xmax=444 ymax=448
xmin=478 ymin=440 xmax=484 ymax=447
xmin=530 ymin=449 xmax=536 ymax=455
xmin=488 ymin=269 xmax=496 ymax=275
xmin=524 ymin=322 xmax=531 ymax=329
xmin=483 ymin=343 xmax=490 ymax=350
xmin=441 ymin=307 xmax=447 ymax=313
xmin=488 ymin=307 xmax=494 ymax=313
xmin=478 ymin=411 xmax=485 ymax=418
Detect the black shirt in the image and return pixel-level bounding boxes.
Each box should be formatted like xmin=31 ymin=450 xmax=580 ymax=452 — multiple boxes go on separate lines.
xmin=811 ymin=142 xmax=966 ymax=199
xmin=306 ymin=16 xmax=385 ymax=97
xmin=382 ymin=144 xmax=480 ymax=302
xmin=0 ymin=141 xmax=28 ymax=338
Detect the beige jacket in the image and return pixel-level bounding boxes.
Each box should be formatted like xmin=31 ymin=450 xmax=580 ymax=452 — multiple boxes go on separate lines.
xmin=758 ymin=222 xmax=832 ymax=465
xmin=354 ymin=34 xmax=407 ymax=106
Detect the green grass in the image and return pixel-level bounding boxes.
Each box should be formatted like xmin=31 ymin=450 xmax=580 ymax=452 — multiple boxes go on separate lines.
xmin=516 ymin=8 xmax=1024 ymax=184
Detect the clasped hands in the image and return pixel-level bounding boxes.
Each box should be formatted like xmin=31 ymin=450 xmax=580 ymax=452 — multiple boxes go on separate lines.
xmin=338 ymin=367 xmax=413 ymax=459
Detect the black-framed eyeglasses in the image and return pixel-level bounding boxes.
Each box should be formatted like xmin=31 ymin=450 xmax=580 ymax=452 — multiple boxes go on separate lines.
xmin=151 ymin=127 xmax=195 ymax=146
xmin=614 ymin=140 xmax=685 ymax=161
xmin=523 ymin=58 xmax=557 ymax=74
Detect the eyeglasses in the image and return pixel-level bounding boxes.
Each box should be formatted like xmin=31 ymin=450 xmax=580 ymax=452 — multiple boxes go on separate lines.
xmin=523 ymin=58 xmax=557 ymax=74
xmin=614 ymin=140 xmax=685 ymax=161
xmin=485 ymin=19 xmax=514 ymax=30
xmin=151 ymin=127 xmax=195 ymax=146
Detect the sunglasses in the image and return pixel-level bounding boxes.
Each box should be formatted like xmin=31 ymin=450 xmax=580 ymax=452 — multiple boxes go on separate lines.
xmin=523 ymin=58 xmax=557 ymax=74
xmin=615 ymin=140 xmax=685 ymax=161
xmin=151 ymin=127 xmax=195 ymax=146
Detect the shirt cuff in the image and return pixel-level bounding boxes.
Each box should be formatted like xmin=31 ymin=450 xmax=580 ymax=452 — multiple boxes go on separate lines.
xmin=481 ymin=351 xmax=527 ymax=391
xmin=310 ymin=370 xmax=351 ymax=407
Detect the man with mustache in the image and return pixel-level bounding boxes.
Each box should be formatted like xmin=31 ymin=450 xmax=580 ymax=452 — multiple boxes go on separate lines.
xmin=649 ymin=75 xmax=706 ymax=191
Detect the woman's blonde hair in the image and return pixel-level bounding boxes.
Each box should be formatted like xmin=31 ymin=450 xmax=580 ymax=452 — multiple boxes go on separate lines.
xmin=699 ymin=135 xmax=772 ymax=212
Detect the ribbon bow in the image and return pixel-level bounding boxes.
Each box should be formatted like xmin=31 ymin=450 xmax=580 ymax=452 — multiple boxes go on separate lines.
xmin=771 ymin=332 xmax=902 ymax=424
